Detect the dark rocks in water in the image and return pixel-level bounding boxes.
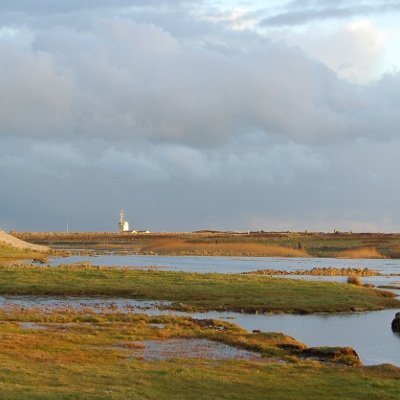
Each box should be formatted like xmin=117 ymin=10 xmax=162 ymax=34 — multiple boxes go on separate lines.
xmin=391 ymin=315 xmax=400 ymax=332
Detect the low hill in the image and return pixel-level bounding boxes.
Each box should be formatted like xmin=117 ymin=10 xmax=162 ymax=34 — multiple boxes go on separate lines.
xmin=0 ymin=230 xmax=48 ymax=252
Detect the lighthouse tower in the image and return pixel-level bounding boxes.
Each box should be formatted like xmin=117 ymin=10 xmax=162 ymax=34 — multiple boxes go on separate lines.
xmin=118 ymin=210 xmax=130 ymax=232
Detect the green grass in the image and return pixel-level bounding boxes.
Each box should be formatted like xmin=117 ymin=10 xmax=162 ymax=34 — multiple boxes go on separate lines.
xmin=0 ymin=310 xmax=398 ymax=399
xmin=0 ymin=265 xmax=398 ymax=313
xmin=0 ymin=244 xmax=45 ymax=262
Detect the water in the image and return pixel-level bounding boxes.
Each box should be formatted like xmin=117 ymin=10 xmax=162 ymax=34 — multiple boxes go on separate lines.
xmin=49 ymin=254 xmax=400 ymax=290
xmin=49 ymin=254 xmax=400 ymax=275
xmin=1 ymin=295 xmax=399 ymax=366
xmin=188 ymin=309 xmax=400 ymax=366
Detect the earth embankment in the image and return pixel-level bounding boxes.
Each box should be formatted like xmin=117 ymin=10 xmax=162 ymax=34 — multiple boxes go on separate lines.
xmin=0 ymin=231 xmax=48 ymax=252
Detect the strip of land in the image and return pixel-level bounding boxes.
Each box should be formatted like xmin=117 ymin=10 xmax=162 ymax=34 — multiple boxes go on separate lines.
xmin=13 ymin=230 xmax=400 ymax=258
xmin=0 ymin=265 xmax=397 ymax=313
xmin=0 ymin=309 xmax=399 ymax=400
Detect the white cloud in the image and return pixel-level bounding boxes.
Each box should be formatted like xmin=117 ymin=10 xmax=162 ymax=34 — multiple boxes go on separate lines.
xmin=299 ymin=20 xmax=388 ymax=82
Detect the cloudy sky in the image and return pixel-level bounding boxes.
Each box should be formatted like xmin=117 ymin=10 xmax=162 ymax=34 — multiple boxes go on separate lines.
xmin=1 ymin=0 xmax=400 ymax=232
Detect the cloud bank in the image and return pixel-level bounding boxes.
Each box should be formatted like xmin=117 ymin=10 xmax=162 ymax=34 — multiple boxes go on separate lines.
xmin=1 ymin=1 xmax=400 ymax=232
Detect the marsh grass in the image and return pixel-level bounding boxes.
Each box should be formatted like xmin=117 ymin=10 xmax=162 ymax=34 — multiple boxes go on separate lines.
xmin=0 ymin=265 xmax=397 ymax=313
xmin=15 ymin=231 xmax=400 ymax=258
xmin=347 ymin=274 xmax=362 ymax=286
xmin=141 ymin=238 xmax=309 ymax=257
xmin=337 ymin=246 xmax=385 ymax=259
xmin=0 ymin=244 xmax=44 ymax=262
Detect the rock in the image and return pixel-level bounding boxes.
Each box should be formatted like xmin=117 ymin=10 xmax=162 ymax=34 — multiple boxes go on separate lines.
xmin=391 ymin=316 xmax=400 ymax=332
xmin=302 ymin=346 xmax=361 ymax=365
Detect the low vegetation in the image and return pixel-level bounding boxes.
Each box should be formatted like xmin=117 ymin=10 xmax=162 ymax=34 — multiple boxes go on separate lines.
xmin=0 ymin=309 xmax=398 ymax=399
xmin=337 ymin=246 xmax=385 ymax=259
xmin=140 ymin=238 xmax=309 ymax=257
xmin=347 ymin=274 xmax=362 ymax=286
xmin=0 ymin=265 xmax=397 ymax=313
xmin=0 ymin=243 xmax=46 ymax=263
xmin=14 ymin=231 xmax=400 ymax=258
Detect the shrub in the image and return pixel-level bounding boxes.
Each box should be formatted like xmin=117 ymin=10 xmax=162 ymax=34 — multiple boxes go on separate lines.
xmin=347 ymin=274 xmax=362 ymax=286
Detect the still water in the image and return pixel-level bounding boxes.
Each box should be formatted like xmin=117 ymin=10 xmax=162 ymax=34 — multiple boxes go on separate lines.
xmin=49 ymin=254 xmax=400 ymax=288
xmin=50 ymin=254 xmax=400 ymax=275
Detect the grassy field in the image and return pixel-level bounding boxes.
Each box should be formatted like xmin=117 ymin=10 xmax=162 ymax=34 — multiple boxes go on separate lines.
xmin=13 ymin=231 xmax=400 ymax=258
xmin=0 ymin=309 xmax=398 ymax=399
xmin=0 ymin=244 xmax=46 ymax=263
xmin=0 ymin=265 xmax=398 ymax=313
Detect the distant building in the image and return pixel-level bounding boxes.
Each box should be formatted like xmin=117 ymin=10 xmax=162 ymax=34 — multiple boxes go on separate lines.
xmin=118 ymin=210 xmax=130 ymax=232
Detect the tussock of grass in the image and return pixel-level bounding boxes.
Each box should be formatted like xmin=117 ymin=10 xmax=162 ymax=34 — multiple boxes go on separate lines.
xmin=336 ymin=246 xmax=385 ymax=259
xmin=347 ymin=274 xmax=362 ymax=286
xmin=141 ymin=238 xmax=309 ymax=257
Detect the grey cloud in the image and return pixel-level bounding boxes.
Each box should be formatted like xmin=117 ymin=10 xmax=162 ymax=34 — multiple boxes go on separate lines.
xmin=1 ymin=4 xmax=400 ymax=233
xmin=1 ymin=134 xmax=400 ymax=232
xmin=0 ymin=0 xmax=195 ymax=14
xmin=261 ymin=0 xmax=400 ymax=26
xmin=2 ymin=17 xmax=400 ymax=148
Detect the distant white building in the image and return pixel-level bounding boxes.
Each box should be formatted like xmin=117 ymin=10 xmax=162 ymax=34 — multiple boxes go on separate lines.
xmin=118 ymin=210 xmax=130 ymax=232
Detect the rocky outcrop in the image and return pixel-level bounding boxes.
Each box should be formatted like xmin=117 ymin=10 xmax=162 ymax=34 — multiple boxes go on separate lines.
xmin=302 ymin=346 xmax=361 ymax=365
xmin=391 ymin=312 xmax=400 ymax=332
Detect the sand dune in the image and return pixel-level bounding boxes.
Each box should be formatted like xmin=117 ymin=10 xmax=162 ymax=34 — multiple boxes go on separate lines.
xmin=0 ymin=230 xmax=48 ymax=252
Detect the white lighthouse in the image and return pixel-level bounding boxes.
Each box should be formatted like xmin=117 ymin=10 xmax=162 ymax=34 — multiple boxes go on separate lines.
xmin=118 ymin=210 xmax=130 ymax=232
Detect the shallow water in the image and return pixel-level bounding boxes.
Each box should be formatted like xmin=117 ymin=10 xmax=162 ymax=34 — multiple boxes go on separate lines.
xmin=1 ymin=295 xmax=399 ymax=366
xmin=128 ymin=338 xmax=262 ymax=361
xmin=188 ymin=309 xmax=400 ymax=366
xmin=50 ymin=254 xmax=400 ymax=275
xmin=49 ymin=254 xmax=400 ymax=291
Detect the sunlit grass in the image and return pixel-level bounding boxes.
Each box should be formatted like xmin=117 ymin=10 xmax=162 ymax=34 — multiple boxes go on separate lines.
xmin=0 ymin=265 xmax=397 ymax=313
xmin=0 ymin=309 xmax=398 ymax=399
xmin=141 ymin=238 xmax=310 ymax=257
xmin=0 ymin=244 xmax=45 ymax=262
xmin=337 ymin=246 xmax=385 ymax=259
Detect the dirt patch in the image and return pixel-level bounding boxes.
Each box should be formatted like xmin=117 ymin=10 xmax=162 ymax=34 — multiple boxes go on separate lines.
xmin=128 ymin=338 xmax=263 ymax=361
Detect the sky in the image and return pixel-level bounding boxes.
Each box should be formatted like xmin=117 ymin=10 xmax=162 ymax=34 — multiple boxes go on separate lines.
xmin=1 ymin=0 xmax=400 ymax=232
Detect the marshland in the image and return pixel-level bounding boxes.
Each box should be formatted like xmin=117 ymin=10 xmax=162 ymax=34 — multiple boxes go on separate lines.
xmin=1 ymin=232 xmax=400 ymax=398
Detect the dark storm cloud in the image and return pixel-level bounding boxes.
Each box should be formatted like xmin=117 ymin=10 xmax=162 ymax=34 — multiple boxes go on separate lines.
xmin=261 ymin=0 xmax=400 ymax=26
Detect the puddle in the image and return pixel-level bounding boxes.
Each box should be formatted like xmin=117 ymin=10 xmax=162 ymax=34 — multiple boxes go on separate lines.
xmin=128 ymin=338 xmax=262 ymax=361
xmin=0 ymin=295 xmax=171 ymax=313
xmin=19 ymin=322 xmax=47 ymax=330
xmin=149 ymin=323 xmax=166 ymax=329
